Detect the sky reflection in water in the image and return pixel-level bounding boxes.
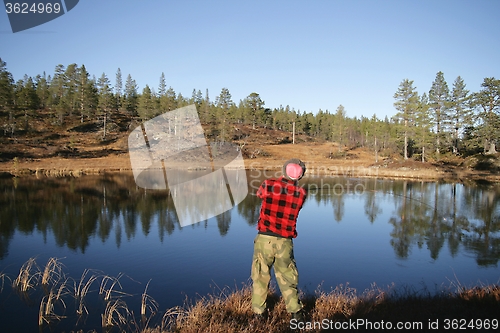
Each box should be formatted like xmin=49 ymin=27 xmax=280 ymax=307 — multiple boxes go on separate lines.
xmin=0 ymin=172 xmax=499 ymax=331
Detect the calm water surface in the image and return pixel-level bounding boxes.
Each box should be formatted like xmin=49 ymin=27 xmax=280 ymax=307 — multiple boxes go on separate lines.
xmin=0 ymin=171 xmax=499 ymax=331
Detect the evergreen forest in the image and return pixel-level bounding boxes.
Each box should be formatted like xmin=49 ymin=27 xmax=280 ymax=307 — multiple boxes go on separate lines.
xmin=1 ymin=58 xmax=499 ymax=162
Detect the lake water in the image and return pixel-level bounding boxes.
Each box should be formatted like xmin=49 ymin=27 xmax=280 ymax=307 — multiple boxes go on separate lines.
xmin=0 ymin=171 xmax=499 ymax=332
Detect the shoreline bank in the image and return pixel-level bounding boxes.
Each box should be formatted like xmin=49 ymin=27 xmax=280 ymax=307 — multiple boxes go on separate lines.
xmin=1 ymin=154 xmax=500 ymax=183
xmin=2 ymin=257 xmax=499 ymax=332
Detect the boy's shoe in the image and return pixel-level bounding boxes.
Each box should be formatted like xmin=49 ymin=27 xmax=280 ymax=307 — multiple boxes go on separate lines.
xmin=249 ymin=310 xmax=267 ymax=329
xmin=253 ymin=309 xmax=268 ymax=321
xmin=291 ymin=310 xmax=304 ymax=322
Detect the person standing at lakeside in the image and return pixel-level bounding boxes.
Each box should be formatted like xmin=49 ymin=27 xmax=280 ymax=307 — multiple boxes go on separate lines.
xmin=251 ymin=158 xmax=307 ymax=321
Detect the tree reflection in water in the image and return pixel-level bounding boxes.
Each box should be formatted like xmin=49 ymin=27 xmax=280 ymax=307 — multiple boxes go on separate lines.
xmin=0 ymin=173 xmax=499 ymax=267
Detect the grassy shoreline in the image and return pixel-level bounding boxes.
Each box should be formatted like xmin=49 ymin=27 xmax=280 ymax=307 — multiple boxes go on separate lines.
xmin=143 ymin=282 xmax=500 ymax=333
xmin=1 ymin=258 xmax=499 ymax=332
xmin=2 ymin=153 xmax=500 ymax=184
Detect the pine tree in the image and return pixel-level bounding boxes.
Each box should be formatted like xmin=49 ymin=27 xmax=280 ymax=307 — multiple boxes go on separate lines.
xmin=64 ymin=63 xmax=78 ymax=118
xmin=0 ymin=58 xmax=14 ymax=113
xmin=333 ymin=104 xmax=347 ymax=153
xmin=216 ymin=87 xmax=233 ymax=142
xmin=158 ymin=72 xmax=167 ymax=97
xmin=317 ymin=109 xmax=333 ymax=140
xmin=157 ymin=73 xmax=169 ymax=115
xmin=165 ymin=87 xmax=177 ymax=111
xmin=25 ymin=76 xmax=40 ymax=111
xmin=192 ymin=89 xmax=203 ymax=109
xmin=394 ymin=79 xmax=418 ymax=160
xmin=76 ymin=65 xmax=97 ymax=122
xmin=77 ymin=65 xmax=89 ymax=122
xmin=115 ymin=68 xmax=123 ymax=112
xmin=49 ymin=64 xmax=67 ymax=124
xmin=429 ymin=71 xmax=450 ymax=155
xmin=14 ymin=78 xmax=25 ymax=108
xmin=176 ymin=92 xmax=187 ymax=108
xmin=261 ymin=108 xmax=272 ymax=129
xmin=449 ymin=76 xmax=472 ymax=154
xmin=97 ymin=73 xmax=114 ymax=139
xmin=473 ymin=77 xmax=500 ymax=154
xmin=198 ymin=88 xmax=211 ymax=124
xmin=245 ymin=92 xmax=264 ymax=129
xmin=14 ymin=76 xmax=39 ymax=110
xmin=358 ymin=116 xmax=368 ymax=147
xmin=414 ymin=93 xmax=432 ymax=162
xmin=381 ymin=116 xmax=393 ymax=151
xmin=369 ymin=114 xmax=384 ymax=162
xmin=124 ymin=74 xmax=138 ymax=116
xmin=13 ymin=75 xmax=39 ymax=132
xmin=137 ymin=85 xmax=155 ymax=121
xmin=35 ymin=72 xmax=49 ymax=109
xmin=299 ymin=111 xmax=313 ymax=135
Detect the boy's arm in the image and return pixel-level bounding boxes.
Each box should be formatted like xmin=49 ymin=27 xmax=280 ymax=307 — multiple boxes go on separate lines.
xmin=256 ymin=180 xmax=267 ymax=199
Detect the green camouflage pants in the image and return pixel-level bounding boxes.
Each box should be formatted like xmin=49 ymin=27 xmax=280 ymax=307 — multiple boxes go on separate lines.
xmin=251 ymin=234 xmax=302 ymax=314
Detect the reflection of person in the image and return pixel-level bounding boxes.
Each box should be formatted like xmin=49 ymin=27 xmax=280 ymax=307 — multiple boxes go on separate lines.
xmin=251 ymin=158 xmax=307 ymax=321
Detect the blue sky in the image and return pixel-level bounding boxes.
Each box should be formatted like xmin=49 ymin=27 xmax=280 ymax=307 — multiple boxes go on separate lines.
xmin=1 ymin=0 xmax=499 ymax=119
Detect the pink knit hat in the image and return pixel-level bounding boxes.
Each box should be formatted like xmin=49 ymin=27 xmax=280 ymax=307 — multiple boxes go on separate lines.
xmin=283 ymin=159 xmax=306 ymax=180
xmin=286 ymin=163 xmax=303 ymax=180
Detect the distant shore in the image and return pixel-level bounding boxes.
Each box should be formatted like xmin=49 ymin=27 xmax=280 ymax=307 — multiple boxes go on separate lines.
xmin=1 ymin=152 xmax=500 ymax=184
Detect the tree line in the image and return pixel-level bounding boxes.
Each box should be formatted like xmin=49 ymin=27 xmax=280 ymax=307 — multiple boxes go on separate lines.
xmin=1 ymin=58 xmax=499 ymax=160
xmin=394 ymin=72 xmax=500 ymax=161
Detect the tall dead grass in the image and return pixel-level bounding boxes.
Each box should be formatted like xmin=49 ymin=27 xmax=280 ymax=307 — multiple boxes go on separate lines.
xmin=38 ymin=285 xmax=68 ymax=326
xmin=1 ymin=258 xmax=499 ymax=333
xmin=73 ymin=268 xmax=100 ymax=317
xmin=148 ymin=281 xmax=500 ymax=333
xmin=141 ymin=280 xmax=159 ymax=329
xmin=12 ymin=257 xmax=41 ymax=301
xmin=1 ymin=257 xmax=148 ymax=332
xmin=0 ymin=270 xmax=12 ymax=293
xmin=41 ymin=257 xmax=65 ymax=287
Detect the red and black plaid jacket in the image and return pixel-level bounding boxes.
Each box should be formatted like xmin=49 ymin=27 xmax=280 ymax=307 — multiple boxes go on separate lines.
xmin=256 ymin=176 xmax=307 ymax=238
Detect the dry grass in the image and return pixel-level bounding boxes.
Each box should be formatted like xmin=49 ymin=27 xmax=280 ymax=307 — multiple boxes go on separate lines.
xmin=12 ymin=257 xmax=40 ymax=297
xmin=147 ymin=281 xmax=500 ymax=333
xmin=99 ymin=272 xmax=131 ymax=302
xmin=2 ymin=258 xmax=500 ymax=332
xmin=0 ymin=271 xmax=12 ymax=293
xmin=3 ymin=141 xmax=500 ymax=182
xmin=38 ymin=286 xmax=68 ymax=326
xmin=309 ymin=283 xmax=359 ymax=322
xmin=101 ymin=298 xmax=132 ymax=329
xmin=152 ymin=283 xmax=387 ymax=333
xmin=41 ymin=257 xmax=65 ymax=288
xmin=73 ymin=268 xmax=100 ymax=316
xmin=141 ymin=280 xmax=160 ymax=328
xmin=158 ymin=284 xmax=261 ymax=333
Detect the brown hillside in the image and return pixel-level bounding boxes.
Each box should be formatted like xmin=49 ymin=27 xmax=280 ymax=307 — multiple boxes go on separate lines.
xmin=0 ymin=111 xmax=499 ymax=182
